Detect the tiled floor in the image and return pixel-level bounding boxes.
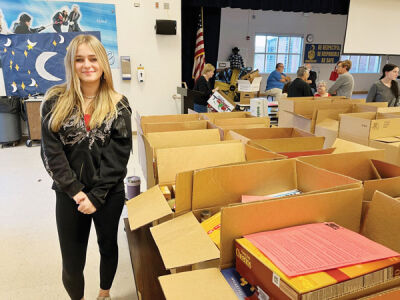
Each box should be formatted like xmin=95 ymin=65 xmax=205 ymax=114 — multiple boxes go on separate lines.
xmin=0 ymin=137 xmax=142 ymax=300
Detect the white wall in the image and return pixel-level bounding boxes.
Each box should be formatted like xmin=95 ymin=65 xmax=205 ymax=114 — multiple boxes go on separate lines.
xmin=0 ymin=0 xmax=182 ymax=129
xmin=218 ymin=8 xmax=399 ymax=92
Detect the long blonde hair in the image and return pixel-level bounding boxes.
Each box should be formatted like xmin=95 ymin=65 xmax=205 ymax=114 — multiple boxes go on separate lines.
xmin=44 ymin=34 xmax=119 ymax=132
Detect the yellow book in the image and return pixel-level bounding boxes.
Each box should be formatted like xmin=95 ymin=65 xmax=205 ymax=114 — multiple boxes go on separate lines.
xmin=200 ymin=212 xmax=221 ymax=248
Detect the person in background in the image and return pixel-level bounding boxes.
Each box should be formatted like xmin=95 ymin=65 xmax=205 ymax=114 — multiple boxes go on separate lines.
xmin=314 ymin=80 xmax=331 ymax=97
xmin=287 ymin=66 xmax=313 ymax=97
xmin=329 ymin=61 xmax=340 ymax=81
xmin=14 ymin=13 xmax=45 ymax=34
xmin=305 ymin=63 xmax=317 ymax=93
xmin=328 ymin=59 xmax=354 ymax=98
xmin=68 ymin=5 xmax=82 ymax=32
xmin=367 ymin=64 xmax=400 ymax=107
xmin=265 ymin=63 xmax=291 ymax=99
xmin=53 ymin=9 xmax=69 ymax=33
xmin=40 ymin=34 xmax=132 ymax=300
xmin=193 ymin=63 xmax=218 ymax=113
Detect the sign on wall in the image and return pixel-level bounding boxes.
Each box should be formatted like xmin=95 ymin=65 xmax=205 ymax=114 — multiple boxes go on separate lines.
xmin=0 ymin=0 xmax=118 ymax=68
xmin=304 ymin=44 xmax=341 ymax=64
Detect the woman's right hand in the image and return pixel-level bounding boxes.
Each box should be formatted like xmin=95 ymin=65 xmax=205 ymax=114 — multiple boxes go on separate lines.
xmin=73 ymin=191 xmax=88 ymax=204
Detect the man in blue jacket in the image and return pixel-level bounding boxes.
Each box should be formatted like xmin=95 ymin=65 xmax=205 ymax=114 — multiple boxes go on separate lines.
xmin=265 ymin=63 xmax=290 ymax=99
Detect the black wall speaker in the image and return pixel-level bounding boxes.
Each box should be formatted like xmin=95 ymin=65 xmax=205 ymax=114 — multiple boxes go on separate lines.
xmin=155 ymin=19 xmax=177 ymax=35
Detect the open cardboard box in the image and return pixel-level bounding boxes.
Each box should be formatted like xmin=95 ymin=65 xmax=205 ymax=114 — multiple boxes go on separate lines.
xmin=339 ymin=112 xmax=400 ymax=146
xmin=142 ymin=129 xmax=222 ymax=187
xmin=129 ymin=159 xmax=362 ymax=274
xmin=224 ymin=127 xmax=331 ymax=158
xmin=369 ymin=137 xmax=400 ymax=166
xmin=200 ymin=111 xmax=257 ymax=123
xmin=297 ymin=151 xmax=400 ymax=203
xmin=126 ymin=143 xmax=286 ymax=230
xmin=224 ymin=127 xmax=314 ymax=143
xmin=138 ymin=112 xmax=201 ymax=134
xmin=278 ymin=98 xmax=366 ymax=130
xmin=159 ymin=190 xmax=400 ymax=300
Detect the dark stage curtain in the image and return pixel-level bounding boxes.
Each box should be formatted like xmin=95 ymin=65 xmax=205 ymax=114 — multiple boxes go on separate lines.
xmin=181 ymin=6 xmax=221 ymax=89
xmin=183 ymin=0 xmax=349 ymax=15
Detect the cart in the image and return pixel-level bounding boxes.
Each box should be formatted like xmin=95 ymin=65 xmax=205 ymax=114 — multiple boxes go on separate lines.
xmin=24 ymin=97 xmax=43 ymax=147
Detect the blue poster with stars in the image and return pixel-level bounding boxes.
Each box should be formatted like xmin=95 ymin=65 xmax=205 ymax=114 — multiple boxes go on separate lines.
xmin=0 ymin=0 xmax=118 ymax=68
xmin=0 ymin=32 xmax=100 ymax=97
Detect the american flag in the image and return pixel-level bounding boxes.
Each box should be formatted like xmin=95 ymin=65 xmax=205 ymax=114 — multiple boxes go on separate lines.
xmin=192 ymin=10 xmax=205 ymax=81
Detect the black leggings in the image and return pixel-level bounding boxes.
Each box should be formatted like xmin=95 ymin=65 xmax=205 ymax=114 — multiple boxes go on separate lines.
xmin=55 ymin=190 xmax=125 ymax=300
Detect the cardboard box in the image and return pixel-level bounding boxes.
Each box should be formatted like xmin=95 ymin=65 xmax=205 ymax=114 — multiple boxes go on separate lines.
xmin=239 ymin=91 xmax=258 ymax=104
xmin=143 ymin=129 xmax=222 ymax=187
xmin=201 ymin=111 xmax=256 ymax=123
xmin=208 ymin=91 xmax=235 ymax=112
xmin=158 ymin=190 xmax=400 ymax=300
xmin=126 ymin=144 xmax=286 ymax=231
xmin=250 ymin=97 xmax=268 ymax=117
xmin=142 ymin=120 xmax=214 ymax=135
xmin=225 ymin=127 xmax=314 ymax=143
xmin=369 ymin=137 xmax=400 ymax=166
xmin=157 ymin=186 xmax=368 ymax=298
xmin=339 ymin=112 xmax=400 ymax=145
xmin=159 ymin=268 xmax=239 ymax=300
xmin=127 ymin=159 xmax=362 ymax=273
xmin=237 ymin=76 xmax=262 ymax=92
xmin=297 ymin=151 xmax=400 ymax=202
xmin=138 ymin=113 xmax=201 ymax=134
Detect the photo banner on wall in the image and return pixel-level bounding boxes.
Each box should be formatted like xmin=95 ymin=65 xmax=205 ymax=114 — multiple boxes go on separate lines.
xmin=0 ymin=32 xmax=101 ymax=97
xmin=304 ymin=44 xmax=341 ymax=64
xmin=0 ymin=0 xmax=118 ymax=68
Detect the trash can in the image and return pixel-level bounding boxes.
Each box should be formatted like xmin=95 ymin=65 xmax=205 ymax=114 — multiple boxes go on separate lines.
xmin=125 ymin=176 xmax=141 ymax=200
xmin=0 ymin=96 xmax=22 ymax=147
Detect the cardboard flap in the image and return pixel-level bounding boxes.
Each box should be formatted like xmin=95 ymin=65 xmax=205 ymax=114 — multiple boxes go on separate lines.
xmin=201 ymin=111 xmax=250 ymax=123
xmin=332 ymin=138 xmax=385 ymax=154
xmin=372 ymin=159 xmax=400 ymax=178
xmin=372 ymin=137 xmax=400 ymax=143
xmin=159 ymin=268 xmax=238 ymax=300
xmin=191 ymin=160 xmax=298 ymax=210
xmin=362 ymin=191 xmax=400 ymax=252
xmin=214 ymin=116 xmax=270 ymax=126
xmin=226 ymin=127 xmax=313 ymax=140
xmin=296 ymin=160 xmax=361 ymax=193
xmin=251 ymin=136 xmax=325 ymax=152
xmin=143 ymin=120 xmax=209 ymax=134
xmin=140 ymin=113 xmax=200 ymax=128
xmin=146 ymin=129 xmax=221 ymax=149
xmin=174 ymin=171 xmax=193 ymax=214
xmin=126 ymin=185 xmax=173 ymax=230
xmin=219 ymin=187 xmax=363 ymax=268
xmin=279 ymin=148 xmax=335 ymax=158
xmin=244 ymin=143 xmax=286 ymax=161
xmin=298 ymin=151 xmax=386 ymax=181
xmin=150 ymin=212 xmax=220 ymax=269
xmin=370 ymin=118 xmax=400 ymax=140
xmin=156 ymin=142 xmax=246 ymax=184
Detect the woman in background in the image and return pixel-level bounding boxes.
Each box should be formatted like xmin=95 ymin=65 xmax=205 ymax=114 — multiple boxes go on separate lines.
xmin=41 ymin=34 xmax=132 ymax=300
xmin=314 ymin=81 xmax=331 ymax=97
xmin=193 ymin=63 xmax=218 ymax=112
xmin=367 ymin=64 xmax=400 ymax=107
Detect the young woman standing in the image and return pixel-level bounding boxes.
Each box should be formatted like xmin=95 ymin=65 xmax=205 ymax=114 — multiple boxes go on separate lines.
xmin=367 ymin=64 xmax=400 ymax=107
xmin=40 ymin=35 xmax=132 ymax=300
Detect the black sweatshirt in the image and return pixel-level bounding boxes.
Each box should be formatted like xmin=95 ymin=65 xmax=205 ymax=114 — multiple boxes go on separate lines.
xmin=40 ymin=96 xmax=132 ymax=209
xmin=287 ymin=78 xmax=314 ymax=97
xmin=193 ymin=75 xmax=212 ymax=105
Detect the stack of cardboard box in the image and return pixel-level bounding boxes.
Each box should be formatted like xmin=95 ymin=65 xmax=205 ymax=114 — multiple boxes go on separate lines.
xmin=127 ymin=108 xmax=400 ymax=300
